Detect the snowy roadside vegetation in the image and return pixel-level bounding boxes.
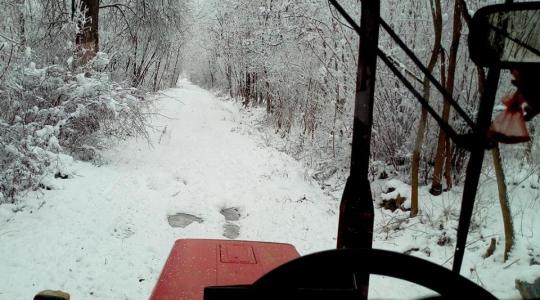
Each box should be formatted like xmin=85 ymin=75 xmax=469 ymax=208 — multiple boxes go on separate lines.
xmin=0 ymin=0 xmax=190 ymax=203
xmin=0 ymin=52 xmax=147 ymax=203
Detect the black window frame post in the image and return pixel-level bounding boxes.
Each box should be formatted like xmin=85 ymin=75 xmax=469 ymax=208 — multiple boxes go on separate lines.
xmin=334 ymin=0 xmax=380 ymax=298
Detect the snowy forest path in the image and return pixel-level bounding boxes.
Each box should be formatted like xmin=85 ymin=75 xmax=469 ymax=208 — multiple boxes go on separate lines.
xmin=0 ymin=79 xmax=338 ymax=299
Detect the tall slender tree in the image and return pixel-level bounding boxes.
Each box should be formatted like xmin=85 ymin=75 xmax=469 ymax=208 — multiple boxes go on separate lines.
xmin=410 ymin=0 xmax=442 ymax=217
xmin=430 ymin=0 xmax=462 ymax=195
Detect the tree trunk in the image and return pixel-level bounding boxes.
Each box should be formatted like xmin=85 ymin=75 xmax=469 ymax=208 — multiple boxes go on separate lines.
xmin=491 ymin=146 xmax=514 ymax=262
xmin=171 ymin=46 xmax=181 ymax=87
xmin=264 ymin=68 xmax=272 ymax=113
xmin=76 ymin=0 xmax=99 ymax=63
xmin=430 ymin=0 xmax=461 ymax=196
xmin=410 ymin=0 xmax=442 ymax=217
xmin=443 ymin=134 xmax=453 ymax=189
xmin=430 ymin=51 xmax=447 ymax=195
xmin=17 ymin=0 xmax=26 ymax=50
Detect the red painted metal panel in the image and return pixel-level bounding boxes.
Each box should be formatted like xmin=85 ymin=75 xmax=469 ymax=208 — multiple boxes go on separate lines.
xmin=149 ymin=239 xmax=300 ymax=300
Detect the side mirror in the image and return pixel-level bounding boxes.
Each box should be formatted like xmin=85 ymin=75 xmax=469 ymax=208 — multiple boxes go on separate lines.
xmin=469 ymin=2 xmax=540 ymax=68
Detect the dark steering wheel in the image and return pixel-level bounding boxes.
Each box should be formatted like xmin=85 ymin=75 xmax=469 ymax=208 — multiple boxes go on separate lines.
xmin=255 ymin=248 xmax=496 ymax=299
xmin=205 ymin=248 xmax=497 ymax=299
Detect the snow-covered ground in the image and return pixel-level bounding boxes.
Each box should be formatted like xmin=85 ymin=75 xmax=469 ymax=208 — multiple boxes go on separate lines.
xmin=0 ymin=80 xmax=539 ymax=299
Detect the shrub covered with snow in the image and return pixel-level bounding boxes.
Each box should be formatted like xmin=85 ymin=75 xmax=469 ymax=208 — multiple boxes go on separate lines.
xmin=0 ymin=54 xmax=148 ymax=203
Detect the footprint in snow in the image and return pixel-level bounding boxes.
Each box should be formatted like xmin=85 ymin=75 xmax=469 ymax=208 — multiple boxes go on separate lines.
xmin=220 ymin=207 xmax=241 ymax=239
xmin=223 ymin=223 xmax=240 ymax=239
xmin=167 ymin=213 xmax=203 ymax=228
xmin=220 ymin=207 xmax=241 ymax=221
xmin=112 ymin=226 xmax=135 ymax=239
